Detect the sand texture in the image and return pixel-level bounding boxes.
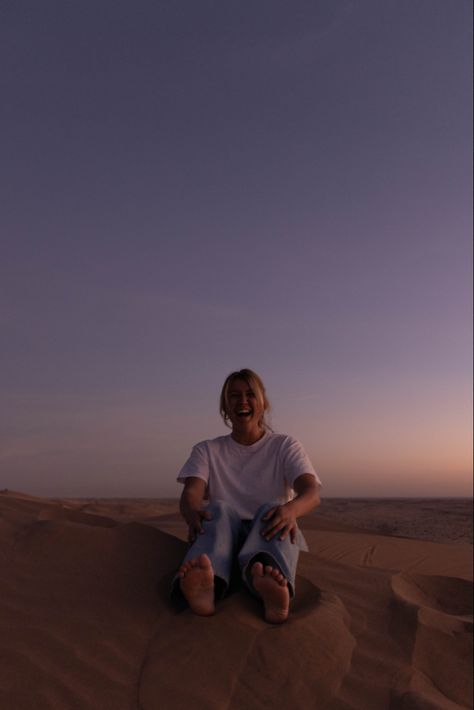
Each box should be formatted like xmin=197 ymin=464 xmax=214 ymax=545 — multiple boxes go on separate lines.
xmin=0 ymin=492 xmax=472 ymax=710
xmin=316 ymin=498 xmax=473 ymax=545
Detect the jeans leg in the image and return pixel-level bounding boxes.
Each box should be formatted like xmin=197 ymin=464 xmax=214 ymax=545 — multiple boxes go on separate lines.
xmin=171 ymin=500 xmax=242 ymax=600
xmin=237 ymin=503 xmax=302 ymax=598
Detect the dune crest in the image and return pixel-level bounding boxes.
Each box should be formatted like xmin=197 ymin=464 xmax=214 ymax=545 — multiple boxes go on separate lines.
xmin=36 ymin=504 xmax=118 ymax=527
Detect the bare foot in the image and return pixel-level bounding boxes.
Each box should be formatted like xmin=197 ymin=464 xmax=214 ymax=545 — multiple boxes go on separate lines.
xmin=251 ymin=562 xmax=290 ymax=623
xmin=178 ymin=554 xmax=215 ymax=616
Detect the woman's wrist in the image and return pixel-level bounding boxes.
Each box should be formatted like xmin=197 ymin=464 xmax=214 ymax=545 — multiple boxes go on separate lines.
xmin=180 ymin=497 xmax=203 ymax=518
xmin=287 ymin=490 xmax=319 ymax=518
xmin=283 ymin=499 xmax=299 ymax=518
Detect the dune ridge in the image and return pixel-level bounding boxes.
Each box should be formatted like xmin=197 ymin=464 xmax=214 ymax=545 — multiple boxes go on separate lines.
xmin=0 ymin=492 xmax=471 ymax=710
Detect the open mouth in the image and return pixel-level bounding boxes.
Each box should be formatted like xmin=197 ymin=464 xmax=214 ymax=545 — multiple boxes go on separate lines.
xmin=236 ymin=409 xmax=253 ymax=419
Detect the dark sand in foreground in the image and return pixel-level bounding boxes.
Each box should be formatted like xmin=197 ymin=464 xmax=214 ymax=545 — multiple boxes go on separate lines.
xmin=0 ymin=492 xmax=472 ymax=710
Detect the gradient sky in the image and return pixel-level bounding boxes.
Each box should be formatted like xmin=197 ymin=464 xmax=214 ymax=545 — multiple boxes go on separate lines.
xmin=1 ymin=1 xmax=472 ymax=498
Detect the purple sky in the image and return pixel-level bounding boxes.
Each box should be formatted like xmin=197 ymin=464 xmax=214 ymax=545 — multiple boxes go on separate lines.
xmin=1 ymin=1 xmax=472 ymax=497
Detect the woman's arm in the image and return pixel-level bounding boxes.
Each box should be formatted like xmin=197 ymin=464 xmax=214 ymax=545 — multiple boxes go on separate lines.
xmin=179 ymin=477 xmax=211 ymax=543
xmin=288 ymin=473 xmax=321 ymax=517
xmin=261 ymin=473 xmax=320 ymax=542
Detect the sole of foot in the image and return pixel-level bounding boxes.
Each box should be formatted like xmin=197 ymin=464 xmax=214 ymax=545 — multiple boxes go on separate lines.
xmin=178 ymin=553 xmax=216 ymax=616
xmin=251 ymin=562 xmax=290 ymax=624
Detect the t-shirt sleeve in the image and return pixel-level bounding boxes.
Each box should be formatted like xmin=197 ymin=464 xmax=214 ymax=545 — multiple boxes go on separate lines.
xmin=177 ymin=442 xmax=210 ymax=484
xmin=281 ymin=436 xmax=322 ymax=489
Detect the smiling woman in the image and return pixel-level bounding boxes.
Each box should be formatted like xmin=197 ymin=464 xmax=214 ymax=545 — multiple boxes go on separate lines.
xmin=219 ymin=368 xmax=271 ymax=441
xmin=173 ymin=368 xmax=322 ymax=623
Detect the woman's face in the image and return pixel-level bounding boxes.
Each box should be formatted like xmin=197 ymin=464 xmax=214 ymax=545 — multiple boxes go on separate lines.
xmin=225 ymin=378 xmax=264 ymax=432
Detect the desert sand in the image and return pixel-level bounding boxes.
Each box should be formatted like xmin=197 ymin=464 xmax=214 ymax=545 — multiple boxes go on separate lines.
xmin=0 ymin=491 xmax=472 ymax=710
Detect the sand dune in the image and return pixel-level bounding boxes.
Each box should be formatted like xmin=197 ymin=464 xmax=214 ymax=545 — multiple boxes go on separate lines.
xmin=0 ymin=492 xmax=472 ymax=710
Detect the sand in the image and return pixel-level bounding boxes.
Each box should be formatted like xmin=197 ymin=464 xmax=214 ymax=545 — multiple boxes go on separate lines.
xmin=0 ymin=491 xmax=472 ymax=710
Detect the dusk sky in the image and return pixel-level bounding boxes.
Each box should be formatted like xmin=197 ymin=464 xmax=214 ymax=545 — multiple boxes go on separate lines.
xmin=1 ymin=1 xmax=472 ymax=498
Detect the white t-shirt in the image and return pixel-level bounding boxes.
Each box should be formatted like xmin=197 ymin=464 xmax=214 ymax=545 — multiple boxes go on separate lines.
xmin=177 ymin=431 xmax=321 ymax=519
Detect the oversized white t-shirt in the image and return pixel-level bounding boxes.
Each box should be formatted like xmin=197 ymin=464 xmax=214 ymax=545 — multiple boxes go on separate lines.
xmin=177 ymin=431 xmax=321 ymax=519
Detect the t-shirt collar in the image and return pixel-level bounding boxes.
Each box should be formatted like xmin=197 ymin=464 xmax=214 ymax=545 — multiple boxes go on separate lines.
xmin=228 ymin=430 xmax=269 ymax=451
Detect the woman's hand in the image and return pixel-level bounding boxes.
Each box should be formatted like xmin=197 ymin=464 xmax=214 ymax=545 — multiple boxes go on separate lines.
xmin=179 ymin=477 xmax=210 ymax=543
xmin=183 ymin=508 xmax=212 ymax=543
xmin=261 ymin=503 xmax=298 ymax=543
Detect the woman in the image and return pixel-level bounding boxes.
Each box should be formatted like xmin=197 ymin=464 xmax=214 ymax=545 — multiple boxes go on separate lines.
xmin=175 ymin=368 xmax=321 ymax=623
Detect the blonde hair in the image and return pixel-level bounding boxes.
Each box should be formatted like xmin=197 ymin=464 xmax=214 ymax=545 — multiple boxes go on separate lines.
xmin=219 ymin=368 xmax=271 ymax=430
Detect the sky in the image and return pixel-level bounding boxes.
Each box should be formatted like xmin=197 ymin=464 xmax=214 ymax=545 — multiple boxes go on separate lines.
xmin=1 ymin=0 xmax=472 ymax=498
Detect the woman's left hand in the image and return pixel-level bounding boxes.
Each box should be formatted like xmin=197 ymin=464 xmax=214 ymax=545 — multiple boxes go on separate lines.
xmin=261 ymin=503 xmax=298 ymax=543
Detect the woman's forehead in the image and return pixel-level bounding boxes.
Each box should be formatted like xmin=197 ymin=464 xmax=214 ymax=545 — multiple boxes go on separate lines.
xmin=228 ymin=378 xmax=254 ymax=392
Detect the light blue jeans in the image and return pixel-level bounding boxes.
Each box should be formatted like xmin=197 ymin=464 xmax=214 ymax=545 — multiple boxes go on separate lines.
xmin=173 ymin=500 xmax=307 ymax=601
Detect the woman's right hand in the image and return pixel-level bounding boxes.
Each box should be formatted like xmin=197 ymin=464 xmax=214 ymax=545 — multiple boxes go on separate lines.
xmin=179 ymin=477 xmax=211 ymax=543
xmin=184 ymin=508 xmax=213 ymax=543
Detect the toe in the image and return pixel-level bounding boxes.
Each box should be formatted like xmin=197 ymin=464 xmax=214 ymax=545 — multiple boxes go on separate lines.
xmin=198 ymin=554 xmax=212 ymax=569
xmin=252 ymin=562 xmax=264 ymax=577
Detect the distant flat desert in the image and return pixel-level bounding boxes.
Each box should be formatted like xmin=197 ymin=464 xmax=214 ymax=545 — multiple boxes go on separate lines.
xmin=0 ymin=492 xmax=472 ymax=710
